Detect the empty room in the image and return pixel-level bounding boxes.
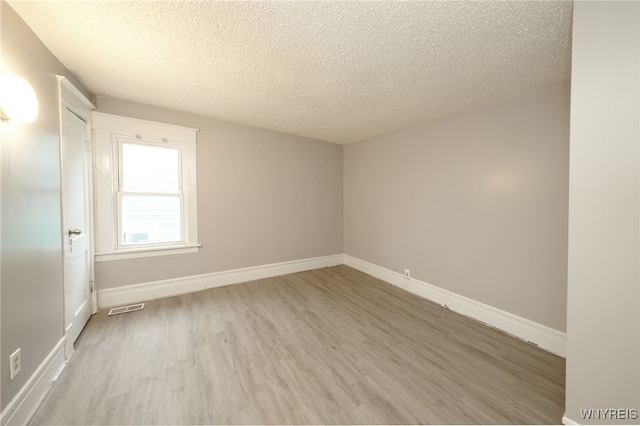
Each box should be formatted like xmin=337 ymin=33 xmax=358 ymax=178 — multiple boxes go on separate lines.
xmin=1 ymin=0 xmax=638 ymax=425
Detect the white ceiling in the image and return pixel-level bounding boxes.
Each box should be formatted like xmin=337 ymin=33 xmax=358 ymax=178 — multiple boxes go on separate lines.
xmin=9 ymin=1 xmax=572 ymax=144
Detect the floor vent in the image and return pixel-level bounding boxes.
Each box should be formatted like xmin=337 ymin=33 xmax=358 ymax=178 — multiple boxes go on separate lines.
xmin=108 ymin=303 xmax=145 ymax=316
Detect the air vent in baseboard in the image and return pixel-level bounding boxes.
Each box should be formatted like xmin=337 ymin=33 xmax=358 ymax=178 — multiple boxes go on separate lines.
xmin=108 ymin=303 xmax=145 ymax=316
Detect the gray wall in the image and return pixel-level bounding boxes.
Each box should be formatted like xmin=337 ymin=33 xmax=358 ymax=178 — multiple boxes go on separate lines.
xmin=565 ymin=1 xmax=640 ymax=423
xmin=0 ymin=2 xmax=91 ymax=411
xmin=344 ymin=80 xmax=570 ymax=332
xmin=94 ymin=97 xmax=343 ymax=289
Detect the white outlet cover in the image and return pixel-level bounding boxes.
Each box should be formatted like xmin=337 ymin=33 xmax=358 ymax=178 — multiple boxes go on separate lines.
xmin=9 ymin=348 xmax=21 ymax=380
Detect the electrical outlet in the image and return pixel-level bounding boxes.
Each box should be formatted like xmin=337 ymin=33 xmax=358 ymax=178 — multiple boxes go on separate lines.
xmin=10 ymin=348 xmax=21 ymax=380
xmin=404 ymin=269 xmax=410 ymax=279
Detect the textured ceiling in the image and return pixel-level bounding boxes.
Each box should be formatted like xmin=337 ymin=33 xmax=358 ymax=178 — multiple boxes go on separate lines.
xmin=8 ymin=1 xmax=572 ymax=144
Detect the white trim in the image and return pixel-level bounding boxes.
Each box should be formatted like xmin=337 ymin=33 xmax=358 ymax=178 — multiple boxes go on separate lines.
xmin=92 ymin=112 xmax=199 ymax=259
xmin=58 ymin=77 xmax=94 ymax=111
xmin=92 ymin=111 xmax=198 ymax=141
xmin=96 ymin=253 xmax=566 ymax=356
xmin=0 ymin=337 xmax=67 ymax=426
xmin=343 ymin=255 xmax=567 ymax=357
xmin=97 ymin=254 xmax=343 ymax=308
xmin=95 ymin=244 xmax=201 ymax=262
xmin=562 ymin=415 xmax=580 ymax=425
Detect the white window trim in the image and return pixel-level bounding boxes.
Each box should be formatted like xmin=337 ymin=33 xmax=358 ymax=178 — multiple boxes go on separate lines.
xmin=93 ymin=112 xmax=199 ymax=262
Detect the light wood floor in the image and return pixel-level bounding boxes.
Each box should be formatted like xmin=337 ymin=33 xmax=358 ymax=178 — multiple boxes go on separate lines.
xmin=31 ymin=265 xmax=565 ymax=425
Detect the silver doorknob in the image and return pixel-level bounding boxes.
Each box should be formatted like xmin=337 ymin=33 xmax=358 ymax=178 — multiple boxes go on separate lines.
xmin=68 ymin=228 xmax=82 ymax=236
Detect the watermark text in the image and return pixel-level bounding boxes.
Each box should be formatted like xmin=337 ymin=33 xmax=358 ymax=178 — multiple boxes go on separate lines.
xmin=580 ymin=408 xmax=638 ymax=420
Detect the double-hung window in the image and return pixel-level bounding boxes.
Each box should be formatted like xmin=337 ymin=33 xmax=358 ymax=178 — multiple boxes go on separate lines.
xmin=118 ymin=140 xmax=182 ymax=246
xmin=93 ymin=112 xmax=199 ymax=261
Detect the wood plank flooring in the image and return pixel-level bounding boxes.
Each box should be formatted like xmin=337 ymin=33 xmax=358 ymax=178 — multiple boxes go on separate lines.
xmin=30 ymin=265 xmax=565 ymax=425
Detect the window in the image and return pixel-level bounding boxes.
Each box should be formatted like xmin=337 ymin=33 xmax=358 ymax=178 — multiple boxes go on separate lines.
xmin=119 ymin=142 xmax=181 ymax=246
xmin=93 ymin=112 xmax=199 ymax=261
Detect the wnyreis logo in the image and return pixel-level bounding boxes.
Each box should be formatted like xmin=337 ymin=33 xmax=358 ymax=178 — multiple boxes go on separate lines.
xmin=580 ymin=409 xmax=638 ymax=420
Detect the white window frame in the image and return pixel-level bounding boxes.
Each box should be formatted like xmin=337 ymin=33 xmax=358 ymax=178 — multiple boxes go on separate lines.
xmin=93 ymin=112 xmax=199 ymax=261
xmin=116 ymin=137 xmax=184 ymax=249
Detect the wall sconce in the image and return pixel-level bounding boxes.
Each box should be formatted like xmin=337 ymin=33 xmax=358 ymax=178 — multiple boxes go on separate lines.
xmin=0 ymin=74 xmax=39 ymax=123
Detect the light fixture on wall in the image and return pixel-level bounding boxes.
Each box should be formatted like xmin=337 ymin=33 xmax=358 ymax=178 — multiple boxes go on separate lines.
xmin=0 ymin=74 xmax=39 ymax=123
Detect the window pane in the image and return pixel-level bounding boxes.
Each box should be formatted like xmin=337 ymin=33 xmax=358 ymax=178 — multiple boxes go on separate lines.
xmin=121 ymin=195 xmax=181 ymax=245
xmin=122 ymin=143 xmax=179 ymax=192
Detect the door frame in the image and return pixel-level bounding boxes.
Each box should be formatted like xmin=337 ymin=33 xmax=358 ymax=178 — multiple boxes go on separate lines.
xmin=57 ymin=76 xmax=96 ymax=359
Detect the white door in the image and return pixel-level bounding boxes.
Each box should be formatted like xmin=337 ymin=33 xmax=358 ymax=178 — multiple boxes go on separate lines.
xmin=62 ymin=106 xmax=92 ymax=349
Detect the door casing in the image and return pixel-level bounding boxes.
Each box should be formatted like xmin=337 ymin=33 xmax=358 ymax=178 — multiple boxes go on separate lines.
xmin=58 ymin=76 xmax=96 ymax=359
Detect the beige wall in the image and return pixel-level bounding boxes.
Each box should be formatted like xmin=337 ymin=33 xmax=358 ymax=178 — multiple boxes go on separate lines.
xmin=0 ymin=2 xmax=90 ymax=410
xmin=344 ymin=80 xmax=570 ymax=332
xmin=94 ymin=97 xmax=343 ymax=289
xmin=565 ymin=1 xmax=639 ymax=423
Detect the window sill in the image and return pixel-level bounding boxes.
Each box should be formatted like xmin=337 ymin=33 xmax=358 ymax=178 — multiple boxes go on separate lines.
xmin=95 ymin=244 xmax=201 ymax=262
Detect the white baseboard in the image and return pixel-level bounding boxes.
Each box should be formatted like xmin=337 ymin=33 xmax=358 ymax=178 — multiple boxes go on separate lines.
xmin=1 ymin=337 xmax=67 ymax=426
xmin=343 ymin=255 xmax=566 ymax=357
xmin=562 ymin=415 xmax=579 ymax=425
xmin=98 ymin=254 xmax=343 ymax=308
xmin=97 ymin=253 xmax=566 ymax=357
